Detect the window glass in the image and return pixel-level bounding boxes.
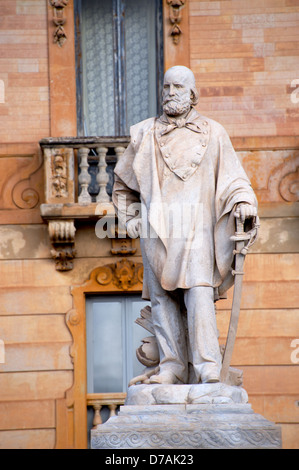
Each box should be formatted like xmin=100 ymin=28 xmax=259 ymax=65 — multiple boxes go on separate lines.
xmin=86 ymin=295 xmax=150 ymax=393
xmin=125 ymin=0 xmax=157 ymax=130
xmin=81 ymin=0 xmax=115 ymax=136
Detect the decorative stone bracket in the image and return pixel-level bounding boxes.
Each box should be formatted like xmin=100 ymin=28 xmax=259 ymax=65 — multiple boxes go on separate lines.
xmin=49 ymin=219 xmax=76 ymax=271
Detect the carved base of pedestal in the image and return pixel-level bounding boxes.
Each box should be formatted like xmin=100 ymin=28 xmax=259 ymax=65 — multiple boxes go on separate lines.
xmin=91 ymin=402 xmax=281 ymax=449
xmin=91 ymin=385 xmax=282 ymax=450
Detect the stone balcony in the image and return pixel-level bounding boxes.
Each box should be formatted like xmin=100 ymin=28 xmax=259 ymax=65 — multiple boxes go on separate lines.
xmin=39 ymin=136 xmax=130 ymax=270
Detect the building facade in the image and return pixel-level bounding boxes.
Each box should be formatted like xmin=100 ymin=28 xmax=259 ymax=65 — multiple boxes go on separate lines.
xmin=0 ymin=0 xmax=298 ymax=449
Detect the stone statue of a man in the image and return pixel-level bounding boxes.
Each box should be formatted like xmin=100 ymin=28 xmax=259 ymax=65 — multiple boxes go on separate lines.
xmin=112 ymin=66 xmax=257 ymax=385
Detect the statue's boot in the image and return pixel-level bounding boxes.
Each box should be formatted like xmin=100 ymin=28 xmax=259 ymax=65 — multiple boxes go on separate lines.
xmin=201 ymin=374 xmax=220 ymax=384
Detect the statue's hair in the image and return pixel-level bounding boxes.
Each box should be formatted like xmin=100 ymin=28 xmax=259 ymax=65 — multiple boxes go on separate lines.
xmin=190 ymin=87 xmax=199 ymax=106
xmin=164 ymin=65 xmax=200 ymax=106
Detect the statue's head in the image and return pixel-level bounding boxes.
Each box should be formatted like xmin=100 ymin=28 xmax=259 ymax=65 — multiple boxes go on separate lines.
xmin=162 ymin=66 xmax=199 ymax=117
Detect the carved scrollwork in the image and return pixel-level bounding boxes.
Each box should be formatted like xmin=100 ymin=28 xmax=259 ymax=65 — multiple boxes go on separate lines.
xmin=96 ymin=266 xmax=113 ymax=286
xmin=267 ymin=153 xmax=299 ymax=202
xmin=10 ymin=152 xmax=43 ymax=210
xmin=12 ymin=186 xmax=39 ymax=210
xmin=66 ymin=308 xmax=80 ymax=327
xmin=65 ymin=308 xmax=80 ymax=366
xmin=97 ymin=259 xmax=143 ymax=291
xmin=279 ymin=167 xmax=299 ymax=202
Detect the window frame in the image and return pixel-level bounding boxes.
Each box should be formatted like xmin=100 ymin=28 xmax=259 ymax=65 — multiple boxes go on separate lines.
xmin=57 ymin=263 xmax=144 ymax=449
xmin=74 ymin=0 xmax=164 ymax=137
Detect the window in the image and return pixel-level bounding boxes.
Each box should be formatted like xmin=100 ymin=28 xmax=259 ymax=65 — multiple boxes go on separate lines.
xmin=75 ymin=0 xmax=164 ymax=137
xmin=86 ymin=295 xmax=150 ymax=393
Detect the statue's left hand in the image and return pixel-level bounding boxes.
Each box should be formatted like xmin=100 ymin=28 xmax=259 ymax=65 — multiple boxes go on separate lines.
xmin=236 ymin=203 xmax=257 ymax=223
xmin=126 ymin=218 xmax=142 ymax=238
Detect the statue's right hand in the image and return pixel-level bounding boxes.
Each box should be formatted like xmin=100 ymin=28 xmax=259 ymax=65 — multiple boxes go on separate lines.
xmin=126 ymin=218 xmax=142 ymax=238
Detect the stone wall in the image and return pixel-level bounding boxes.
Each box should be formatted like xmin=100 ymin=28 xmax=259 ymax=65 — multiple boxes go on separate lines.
xmin=190 ymin=0 xmax=299 ymax=138
xmin=0 ymin=0 xmax=298 ymax=449
xmin=0 ymin=0 xmax=69 ymax=449
xmin=0 ymin=0 xmax=50 ymax=144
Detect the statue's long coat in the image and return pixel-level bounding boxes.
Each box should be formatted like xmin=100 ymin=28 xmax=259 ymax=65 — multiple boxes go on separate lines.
xmin=113 ymin=109 xmax=257 ymax=300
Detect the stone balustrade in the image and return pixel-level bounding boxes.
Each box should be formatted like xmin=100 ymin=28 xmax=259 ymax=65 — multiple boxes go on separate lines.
xmin=87 ymin=392 xmax=127 ymax=428
xmin=40 ymin=136 xmax=130 ymax=206
xmin=39 ymin=136 xmax=130 ymax=270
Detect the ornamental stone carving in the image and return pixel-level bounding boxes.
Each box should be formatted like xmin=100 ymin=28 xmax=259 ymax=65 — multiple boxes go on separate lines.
xmin=268 ymin=152 xmax=299 ymax=202
xmin=279 ymin=167 xmax=299 ymax=202
xmin=96 ymin=259 xmax=143 ymax=291
xmin=49 ymin=0 xmax=69 ymax=47
xmin=48 ymin=219 xmax=76 ymax=271
xmin=51 ymin=150 xmax=68 ymax=198
xmin=167 ymin=0 xmax=186 ymax=44
xmin=43 ymin=147 xmax=75 ymax=204
xmin=91 ymin=403 xmax=282 ymax=449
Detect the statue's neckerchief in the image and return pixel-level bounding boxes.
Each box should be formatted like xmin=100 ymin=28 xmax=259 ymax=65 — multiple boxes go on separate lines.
xmin=157 ymin=108 xmax=204 ymax=136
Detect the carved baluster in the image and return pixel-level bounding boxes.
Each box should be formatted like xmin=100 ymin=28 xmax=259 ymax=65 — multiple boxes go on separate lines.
xmin=96 ymin=146 xmax=110 ymax=203
xmin=78 ymin=147 xmax=91 ymax=204
xmin=92 ymin=404 xmax=102 ymax=429
xmin=114 ymin=146 xmax=126 ymax=163
xmin=108 ymin=404 xmax=117 ymax=418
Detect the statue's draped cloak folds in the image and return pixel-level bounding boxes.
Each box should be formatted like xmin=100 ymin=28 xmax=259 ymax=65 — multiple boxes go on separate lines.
xmin=113 ymin=110 xmax=257 ymax=300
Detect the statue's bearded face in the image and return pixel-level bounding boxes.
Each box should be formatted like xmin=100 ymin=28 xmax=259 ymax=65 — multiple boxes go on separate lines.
xmin=162 ymin=70 xmax=193 ymax=116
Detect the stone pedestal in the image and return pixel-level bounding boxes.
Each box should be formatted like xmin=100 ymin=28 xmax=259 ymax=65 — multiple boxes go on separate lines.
xmin=91 ymin=384 xmax=282 ymax=449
